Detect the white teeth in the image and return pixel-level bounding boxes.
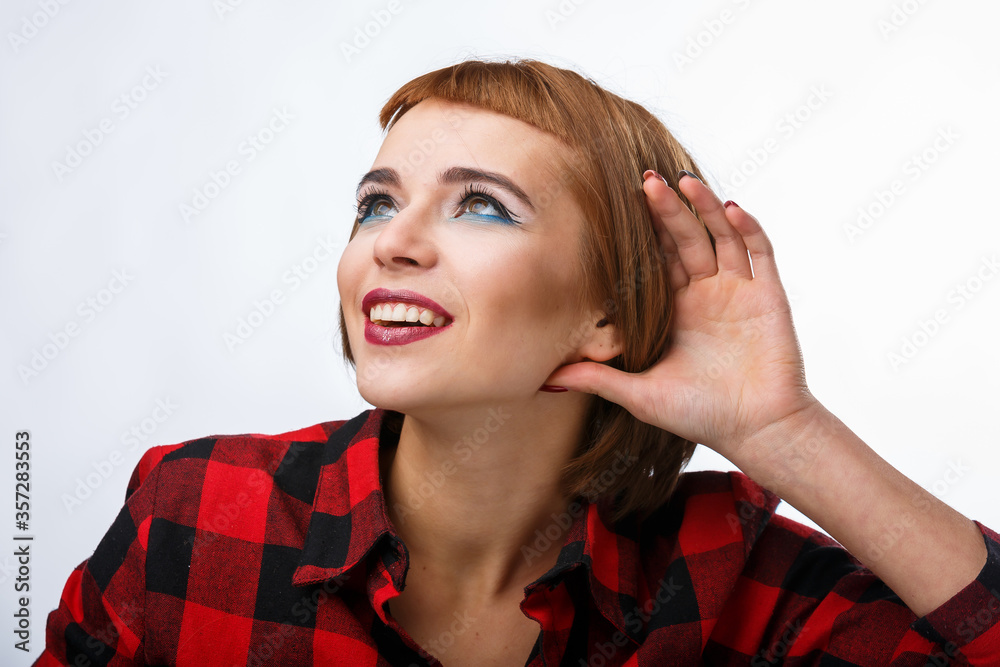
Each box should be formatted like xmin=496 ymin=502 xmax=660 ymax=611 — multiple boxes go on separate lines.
xmin=367 ymin=301 xmax=450 ymax=327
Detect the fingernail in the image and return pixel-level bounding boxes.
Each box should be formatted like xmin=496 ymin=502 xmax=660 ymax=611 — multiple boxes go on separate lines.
xmin=643 ymin=169 xmax=669 ymax=187
xmin=723 ymin=200 xmax=738 ymax=208
xmin=540 ymin=385 xmax=569 ymax=393
xmin=678 ymin=169 xmax=700 ymax=182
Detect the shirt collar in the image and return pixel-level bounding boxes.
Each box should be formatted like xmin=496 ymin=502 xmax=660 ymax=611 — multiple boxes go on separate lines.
xmin=291 ymin=408 xmax=779 ymax=640
xmin=523 ymin=496 xmax=644 ymax=641
xmin=293 ymin=409 xmax=398 ymax=588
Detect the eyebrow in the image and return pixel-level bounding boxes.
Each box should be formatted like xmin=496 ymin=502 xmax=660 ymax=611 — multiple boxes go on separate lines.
xmin=355 ymin=166 xmax=536 ymax=212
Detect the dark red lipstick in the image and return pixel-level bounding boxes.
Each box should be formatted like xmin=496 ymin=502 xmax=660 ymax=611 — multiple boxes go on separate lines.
xmin=362 ymin=288 xmax=453 ymax=346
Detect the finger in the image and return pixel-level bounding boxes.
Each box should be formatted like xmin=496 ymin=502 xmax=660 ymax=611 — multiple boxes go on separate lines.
xmin=723 ymin=201 xmax=778 ymax=279
xmin=544 ymin=361 xmax=641 ymax=410
xmin=642 ymin=172 xmax=718 ymax=281
xmin=676 ymin=174 xmax=752 ymax=280
xmin=642 ymin=181 xmax=689 ymax=290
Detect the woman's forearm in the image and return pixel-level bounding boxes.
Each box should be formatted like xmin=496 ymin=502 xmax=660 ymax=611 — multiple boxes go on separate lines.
xmin=736 ymin=401 xmax=988 ymax=617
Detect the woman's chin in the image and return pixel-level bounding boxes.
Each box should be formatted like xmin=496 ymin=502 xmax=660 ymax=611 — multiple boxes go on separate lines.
xmin=357 ymin=381 xmax=413 ymax=413
xmin=356 ymin=376 xmax=453 ymax=415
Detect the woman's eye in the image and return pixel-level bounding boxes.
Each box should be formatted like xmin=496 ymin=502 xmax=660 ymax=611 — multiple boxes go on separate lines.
xmin=466 ymin=197 xmax=494 ymax=215
xmin=358 ymin=197 xmax=396 ymax=223
xmin=357 ymin=191 xmax=516 ymax=225
xmin=459 ymin=195 xmax=513 ymax=223
xmin=371 ymin=201 xmax=393 ymax=217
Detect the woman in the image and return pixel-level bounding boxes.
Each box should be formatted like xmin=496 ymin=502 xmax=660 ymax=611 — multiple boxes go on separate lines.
xmin=38 ymin=59 xmax=999 ymax=666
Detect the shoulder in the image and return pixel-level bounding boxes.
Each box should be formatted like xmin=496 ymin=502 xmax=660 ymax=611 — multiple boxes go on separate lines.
xmin=631 ymin=471 xmax=781 ymax=592
xmin=659 ymin=471 xmax=906 ymax=609
xmin=633 ymin=471 xmax=857 ymax=604
xmin=125 ymin=411 xmax=376 ymax=501
xmin=652 ymin=469 xmax=851 ymax=564
xmin=642 ymin=470 xmax=784 ymax=556
xmin=632 ymin=471 xmax=888 ymax=632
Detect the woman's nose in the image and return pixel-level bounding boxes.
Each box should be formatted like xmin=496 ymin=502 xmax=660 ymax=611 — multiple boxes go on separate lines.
xmin=370 ymin=206 xmax=438 ymax=270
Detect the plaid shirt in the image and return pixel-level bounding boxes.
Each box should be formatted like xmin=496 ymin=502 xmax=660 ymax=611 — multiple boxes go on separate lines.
xmin=37 ymin=409 xmax=1000 ymax=666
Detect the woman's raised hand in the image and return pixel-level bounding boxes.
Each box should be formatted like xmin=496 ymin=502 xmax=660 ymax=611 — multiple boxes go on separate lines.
xmin=554 ymin=172 xmax=989 ymax=619
xmin=546 ymin=171 xmax=821 ymax=465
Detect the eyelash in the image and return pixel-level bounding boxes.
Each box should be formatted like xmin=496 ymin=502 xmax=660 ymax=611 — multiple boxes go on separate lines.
xmin=354 ymin=185 xmax=520 ymax=225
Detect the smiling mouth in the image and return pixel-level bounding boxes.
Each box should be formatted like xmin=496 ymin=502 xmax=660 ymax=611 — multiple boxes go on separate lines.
xmin=368 ymin=302 xmax=450 ymax=328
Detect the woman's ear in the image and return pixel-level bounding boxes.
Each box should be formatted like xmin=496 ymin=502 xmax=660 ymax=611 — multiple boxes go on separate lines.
xmin=576 ymin=313 xmax=623 ymax=363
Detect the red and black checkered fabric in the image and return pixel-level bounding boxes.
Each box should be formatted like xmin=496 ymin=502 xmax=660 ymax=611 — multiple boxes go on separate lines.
xmin=36 ymin=409 xmax=1000 ymax=665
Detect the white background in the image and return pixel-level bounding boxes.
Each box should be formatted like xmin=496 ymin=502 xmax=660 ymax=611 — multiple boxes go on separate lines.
xmin=2 ymin=0 xmax=999 ymax=664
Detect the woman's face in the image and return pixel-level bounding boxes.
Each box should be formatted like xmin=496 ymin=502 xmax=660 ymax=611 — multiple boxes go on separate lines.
xmin=338 ymin=99 xmax=614 ymax=413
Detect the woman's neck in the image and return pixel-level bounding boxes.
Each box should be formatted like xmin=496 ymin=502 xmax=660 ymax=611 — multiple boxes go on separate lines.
xmin=382 ymin=394 xmax=593 ymax=599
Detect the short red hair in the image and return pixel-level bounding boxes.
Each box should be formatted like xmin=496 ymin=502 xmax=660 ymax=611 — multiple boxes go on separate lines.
xmin=341 ymin=58 xmax=708 ymax=519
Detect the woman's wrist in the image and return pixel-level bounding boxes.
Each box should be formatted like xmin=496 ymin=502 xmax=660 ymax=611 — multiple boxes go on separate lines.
xmin=730 ymin=400 xmax=987 ymax=616
xmin=723 ymin=395 xmax=830 ymax=490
